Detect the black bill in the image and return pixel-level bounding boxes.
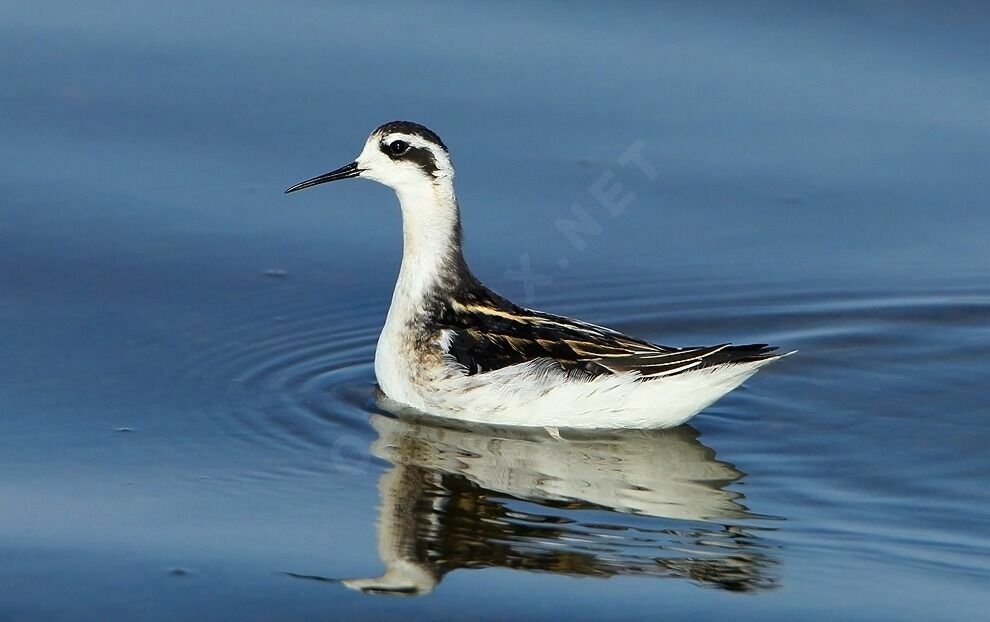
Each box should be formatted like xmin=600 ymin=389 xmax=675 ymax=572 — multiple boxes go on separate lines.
xmin=284 ymin=162 xmax=362 ymax=194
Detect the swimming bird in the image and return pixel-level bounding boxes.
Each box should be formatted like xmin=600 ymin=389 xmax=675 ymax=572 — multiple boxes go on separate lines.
xmin=285 ymin=121 xmax=787 ymax=429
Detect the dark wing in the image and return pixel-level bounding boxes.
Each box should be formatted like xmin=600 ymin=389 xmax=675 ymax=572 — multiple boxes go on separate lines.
xmin=437 ymin=297 xmax=780 ymax=378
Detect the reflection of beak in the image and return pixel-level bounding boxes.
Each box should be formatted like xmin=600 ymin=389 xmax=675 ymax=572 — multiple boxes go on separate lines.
xmin=284 ymin=161 xmax=362 ymax=194
xmin=341 ymin=560 xmax=438 ymax=597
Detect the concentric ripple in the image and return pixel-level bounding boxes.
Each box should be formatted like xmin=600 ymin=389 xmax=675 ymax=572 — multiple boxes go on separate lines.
xmin=157 ymin=283 xmax=387 ymax=478
xmin=154 ymin=272 xmax=990 ymax=550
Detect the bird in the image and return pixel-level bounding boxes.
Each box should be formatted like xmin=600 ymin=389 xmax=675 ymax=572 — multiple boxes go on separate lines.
xmin=285 ymin=121 xmax=789 ymax=430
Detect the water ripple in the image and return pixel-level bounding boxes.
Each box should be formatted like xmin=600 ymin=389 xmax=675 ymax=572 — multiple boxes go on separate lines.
xmin=155 ymin=276 xmax=989 ymax=589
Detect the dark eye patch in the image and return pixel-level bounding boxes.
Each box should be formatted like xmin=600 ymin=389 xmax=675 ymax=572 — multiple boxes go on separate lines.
xmin=381 ymin=138 xmax=440 ymax=176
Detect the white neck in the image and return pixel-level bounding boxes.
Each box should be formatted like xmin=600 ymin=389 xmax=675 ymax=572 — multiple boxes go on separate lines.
xmin=375 ymin=177 xmax=467 ymax=400
xmin=390 ymin=178 xmax=464 ymax=309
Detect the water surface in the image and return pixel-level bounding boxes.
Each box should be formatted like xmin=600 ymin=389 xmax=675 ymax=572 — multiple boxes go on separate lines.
xmin=1 ymin=2 xmax=988 ymax=620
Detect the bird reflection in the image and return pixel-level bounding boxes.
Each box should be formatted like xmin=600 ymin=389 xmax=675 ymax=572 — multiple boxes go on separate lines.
xmin=322 ymin=412 xmax=780 ymax=596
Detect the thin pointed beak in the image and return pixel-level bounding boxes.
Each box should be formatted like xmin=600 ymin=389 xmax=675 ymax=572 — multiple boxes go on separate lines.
xmin=284 ymin=162 xmax=362 ymax=194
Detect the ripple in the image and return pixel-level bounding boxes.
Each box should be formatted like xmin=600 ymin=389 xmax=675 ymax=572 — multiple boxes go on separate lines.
xmin=132 ymin=272 xmax=990 ymax=591
xmin=157 ymin=275 xmax=989 ymax=524
xmin=160 ymin=286 xmax=385 ymax=466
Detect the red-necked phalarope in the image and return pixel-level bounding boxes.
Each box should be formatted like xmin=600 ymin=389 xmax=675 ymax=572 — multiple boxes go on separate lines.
xmin=286 ymin=121 xmax=789 ymax=430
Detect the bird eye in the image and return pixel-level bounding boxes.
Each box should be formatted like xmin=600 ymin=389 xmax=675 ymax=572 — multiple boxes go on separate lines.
xmin=386 ymin=140 xmax=409 ymax=156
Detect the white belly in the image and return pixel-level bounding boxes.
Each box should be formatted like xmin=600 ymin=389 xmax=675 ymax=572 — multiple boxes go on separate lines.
xmin=375 ymin=344 xmax=778 ymax=430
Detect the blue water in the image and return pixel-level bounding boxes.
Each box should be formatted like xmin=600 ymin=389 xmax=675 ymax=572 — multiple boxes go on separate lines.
xmin=2 ymin=2 xmax=989 ymax=620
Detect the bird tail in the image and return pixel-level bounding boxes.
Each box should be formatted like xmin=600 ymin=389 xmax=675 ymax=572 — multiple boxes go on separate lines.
xmin=697 ymin=344 xmax=793 ymax=369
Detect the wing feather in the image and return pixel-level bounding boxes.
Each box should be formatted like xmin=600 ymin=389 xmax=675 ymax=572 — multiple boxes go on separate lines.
xmin=437 ymin=295 xmax=779 ymax=378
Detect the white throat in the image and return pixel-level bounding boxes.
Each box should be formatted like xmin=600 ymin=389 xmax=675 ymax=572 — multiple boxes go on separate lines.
xmin=391 ymin=177 xmax=462 ymax=308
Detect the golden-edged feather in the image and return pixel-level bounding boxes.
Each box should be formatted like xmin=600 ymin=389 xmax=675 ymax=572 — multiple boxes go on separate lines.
xmin=438 ymin=297 xmax=779 ymax=378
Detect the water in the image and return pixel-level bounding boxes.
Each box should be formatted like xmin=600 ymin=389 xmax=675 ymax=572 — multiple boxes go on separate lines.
xmin=2 ymin=2 xmax=988 ymax=620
